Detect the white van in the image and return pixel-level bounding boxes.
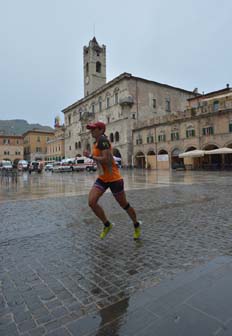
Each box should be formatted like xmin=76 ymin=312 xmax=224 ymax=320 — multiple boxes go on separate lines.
xmin=17 ymin=160 xmax=28 ymax=171
xmin=72 ymin=157 xmax=97 ymax=172
xmin=0 ymin=160 xmax=13 ymax=171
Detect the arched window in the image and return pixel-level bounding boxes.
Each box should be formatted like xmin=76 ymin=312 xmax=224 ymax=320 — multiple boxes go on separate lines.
xmin=110 ymin=133 xmax=114 ymax=142
xmin=106 ymin=96 xmax=110 ymax=108
xmin=96 ymin=61 xmax=101 ymax=73
xmin=75 ymin=142 xmax=78 ymax=150
xmin=115 ymin=131 xmax=119 ymax=142
xmin=86 ymin=63 xmax=89 ymax=74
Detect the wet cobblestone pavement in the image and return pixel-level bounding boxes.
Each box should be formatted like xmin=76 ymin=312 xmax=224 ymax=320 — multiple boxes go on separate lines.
xmin=1 ymin=170 xmax=232 ymax=335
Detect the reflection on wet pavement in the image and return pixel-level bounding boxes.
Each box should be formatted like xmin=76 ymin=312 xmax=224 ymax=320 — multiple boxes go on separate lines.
xmin=1 ymin=169 xmax=232 ymax=202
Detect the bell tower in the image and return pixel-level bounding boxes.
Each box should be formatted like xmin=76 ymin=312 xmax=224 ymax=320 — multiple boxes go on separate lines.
xmin=83 ymin=37 xmax=106 ymax=97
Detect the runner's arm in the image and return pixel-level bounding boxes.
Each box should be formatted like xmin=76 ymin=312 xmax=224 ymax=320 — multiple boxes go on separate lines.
xmin=93 ymin=149 xmax=112 ymax=164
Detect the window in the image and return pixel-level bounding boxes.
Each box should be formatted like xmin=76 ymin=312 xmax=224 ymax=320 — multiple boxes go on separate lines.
xmin=171 ymin=132 xmax=179 ymax=141
xmin=98 ymin=97 xmax=102 ymax=112
xmin=36 ymin=147 xmax=41 ymax=152
xmin=213 ymin=100 xmax=219 ymax=112
xmin=147 ymin=135 xmax=154 ymax=143
xmin=3 ymin=139 xmax=10 ymax=144
xmin=78 ymin=141 xmax=82 ymax=148
xmin=186 ymin=129 xmax=195 ymax=138
xmin=15 ymin=151 xmax=21 ymax=155
xmin=229 ymin=122 xmax=232 ymax=133
xmin=91 ymin=104 xmax=95 ymax=114
xmin=158 ymin=134 xmax=166 ymax=142
xmin=152 ymin=99 xmax=156 ymax=108
xmin=132 ymin=114 xmax=136 ymax=119
xmin=96 ymin=61 xmax=101 ymax=73
xmin=106 ymin=96 xmax=110 ymax=108
xmin=69 ymin=146 xmax=71 ymax=150
xmin=68 ymin=115 xmax=71 ymax=125
xmin=110 ymin=133 xmax=114 ymax=142
xmin=202 ymin=126 xmax=214 ymax=135
xmin=75 ymin=142 xmax=78 ymax=150
xmin=165 ymin=98 xmax=171 ymax=112
xmin=86 ymin=63 xmax=89 ymax=74
xmin=37 ymin=136 xmax=40 ymax=142
xmin=107 ymin=116 xmax=110 ymax=123
xmin=136 ymin=138 xmax=143 ymax=145
xmin=115 ymin=92 xmax=118 ymax=104
xmin=136 ymin=135 xmax=143 ymax=145
xmin=115 ymin=132 xmax=120 ymax=142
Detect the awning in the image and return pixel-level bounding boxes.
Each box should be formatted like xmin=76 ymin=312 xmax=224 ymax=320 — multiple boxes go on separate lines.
xmin=204 ymin=147 xmax=232 ymax=155
xmin=179 ymin=150 xmax=205 ymax=158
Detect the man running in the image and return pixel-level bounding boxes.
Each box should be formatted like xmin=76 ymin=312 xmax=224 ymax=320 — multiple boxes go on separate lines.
xmin=87 ymin=121 xmax=141 ymax=240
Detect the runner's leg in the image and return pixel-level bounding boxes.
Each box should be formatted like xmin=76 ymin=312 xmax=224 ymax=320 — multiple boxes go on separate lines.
xmin=88 ymin=186 xmax=108 ymax=224
xmin=114 ymin=191 xmax=138 ymax=224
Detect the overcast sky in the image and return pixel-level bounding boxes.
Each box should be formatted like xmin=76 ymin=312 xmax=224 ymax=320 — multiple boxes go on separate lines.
xmin=0 ymin=0 xmax=231 ymax=127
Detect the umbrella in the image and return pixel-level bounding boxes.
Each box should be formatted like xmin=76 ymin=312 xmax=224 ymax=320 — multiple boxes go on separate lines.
xmin=179 ymin=149 xmax=205 ymax=158
xmin=204 ymin=147 xmax=232 ymax=155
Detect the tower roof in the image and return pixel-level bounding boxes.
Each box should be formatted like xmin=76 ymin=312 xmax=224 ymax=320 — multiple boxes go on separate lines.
xmin=90 ymin=36 xmax=99 ymax=47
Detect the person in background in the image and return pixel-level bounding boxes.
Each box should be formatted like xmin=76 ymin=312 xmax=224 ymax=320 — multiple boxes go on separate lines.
xmin=86 ymin=121 xmax=141 ymax=240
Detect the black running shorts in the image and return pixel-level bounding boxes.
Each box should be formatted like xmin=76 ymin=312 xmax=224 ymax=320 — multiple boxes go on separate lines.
xmin=94 ymin=178 xmax=124 ymax=196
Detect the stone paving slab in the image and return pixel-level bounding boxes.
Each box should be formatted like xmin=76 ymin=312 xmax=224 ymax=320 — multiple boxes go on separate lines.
xmin=1 ymin=173 xmax=232 ymax=335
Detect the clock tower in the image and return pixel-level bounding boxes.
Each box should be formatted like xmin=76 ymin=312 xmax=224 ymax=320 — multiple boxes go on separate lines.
xmin=83 ymin=37 xmax=106 ymax=97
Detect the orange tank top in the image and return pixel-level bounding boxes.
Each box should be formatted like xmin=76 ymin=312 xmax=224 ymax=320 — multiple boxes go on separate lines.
xmin=92 ymin=135 xmax=122 ymax=182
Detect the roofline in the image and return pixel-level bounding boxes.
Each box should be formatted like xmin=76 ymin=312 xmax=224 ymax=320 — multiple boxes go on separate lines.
xmin=131 ymin=75 xmax=196 ymax=95
xmin=188 ymin=87 xmax=231 ymax=101
xmin=0 ymin=134 xmax=23 ymax=138
xmin=22 ymin=129 xmax=55 ymax=136
xmin=62 ymin=73 xmax=196 ymax=113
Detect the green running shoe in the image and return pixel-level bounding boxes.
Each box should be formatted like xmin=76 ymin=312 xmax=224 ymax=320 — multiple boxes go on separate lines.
xmin=100 ymin=223 xmax=113 ymax=239
xmin=133 ymin=222 xmax=141 ymax=240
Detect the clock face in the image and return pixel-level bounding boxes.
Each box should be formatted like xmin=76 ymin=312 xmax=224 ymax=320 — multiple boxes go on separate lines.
xmin=85 ymin=76 xmax=89 ymax=84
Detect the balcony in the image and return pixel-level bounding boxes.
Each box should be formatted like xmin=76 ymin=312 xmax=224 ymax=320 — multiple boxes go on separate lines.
xmin=119 ymin=96 xmax=134 ymax=107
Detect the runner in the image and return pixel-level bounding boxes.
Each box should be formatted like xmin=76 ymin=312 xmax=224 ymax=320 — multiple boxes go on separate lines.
xmin=87 ymin=121 xmax=141 ymax=240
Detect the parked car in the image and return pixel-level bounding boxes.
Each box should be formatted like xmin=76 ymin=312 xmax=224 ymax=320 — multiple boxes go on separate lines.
xmin=17 ymin=160 xmax=28 ymax=171
xmin=28 ymin=161 xmax=43 ymax=174
xmin=0 ymin=160 xmax=13 ymax=171
xmin=44 ymin=163 xmax=53 ymax=172
xmin=51 ymin=162 xmax=73 ymax=173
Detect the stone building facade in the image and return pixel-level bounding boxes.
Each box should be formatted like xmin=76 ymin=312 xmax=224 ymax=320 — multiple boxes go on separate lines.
xmin=0 ymin=135 xmax=24 ymax=164
xmin=62 ymin=37 xmax=196 ymax=166
xmin=46 ymin=125 xmax=65 ymax=162
xmin=23 ymin=129 xmax=54 ymax=162
xmin=133 ymin=86 xmax=232 ymax=169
